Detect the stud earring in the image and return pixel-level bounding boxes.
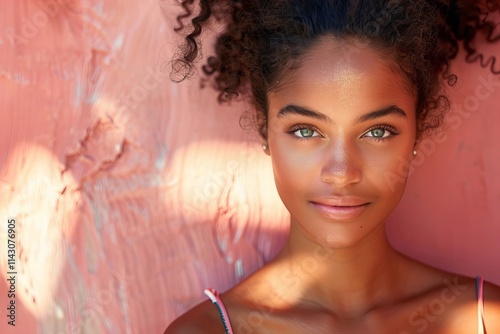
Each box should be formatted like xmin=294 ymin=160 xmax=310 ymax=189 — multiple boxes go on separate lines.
xmin=412 ymin=150 xmax=417 ymax=156
xmin=262 ymin=144 xmax=268 ymax=151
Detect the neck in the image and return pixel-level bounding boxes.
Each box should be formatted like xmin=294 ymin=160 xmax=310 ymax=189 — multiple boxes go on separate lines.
xmin=275 ymin=222 xmax=404 ymax=319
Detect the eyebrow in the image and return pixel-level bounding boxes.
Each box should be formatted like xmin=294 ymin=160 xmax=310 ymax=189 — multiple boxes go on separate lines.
xmin=276 ymin=104 xmax=407 ymax=124
xmin=357 ymin=105 xmax=407 ymax=123
xmin=277 ymin=105 xmax=333 ymax=123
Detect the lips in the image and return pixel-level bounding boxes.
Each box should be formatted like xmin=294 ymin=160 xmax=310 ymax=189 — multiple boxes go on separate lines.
xmin=309 ymin=197 xmax=370 ymax=221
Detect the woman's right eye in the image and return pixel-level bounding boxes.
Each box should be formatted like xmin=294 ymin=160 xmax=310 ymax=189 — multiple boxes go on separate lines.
xmin=290 ymin=126 xmax=320 ymax=138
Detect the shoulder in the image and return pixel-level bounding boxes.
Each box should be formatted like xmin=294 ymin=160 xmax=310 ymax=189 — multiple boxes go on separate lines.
xmin=164 ymin=299 xmax=227 ymax=334
xmin=397 ymin=260 xmax=499 ymax=332
xmin=483 ymin=280 xmax=500 ymax=333
xmin=434 ymin=276 xmax=500 ymax=334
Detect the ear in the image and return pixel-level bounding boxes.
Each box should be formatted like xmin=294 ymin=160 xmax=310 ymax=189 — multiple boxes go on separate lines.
xmin=410 ymin=141 xmax=418 ymax=160
xmin=256 ymin=114 xmax=270 ymax=153
xmin=260 ymin=126 xmax=270 ymax=155
xmin=257 ymin=113 xmax=268 ymax=138
xmin=259 ymin=123 xmax=268 ymax=140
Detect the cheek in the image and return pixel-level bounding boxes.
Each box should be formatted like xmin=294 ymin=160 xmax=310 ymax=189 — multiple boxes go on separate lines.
xmin=270 ymin=141 xmax=322 ymax=195
xmin=364 ymin=145 xmax=413 ymax=196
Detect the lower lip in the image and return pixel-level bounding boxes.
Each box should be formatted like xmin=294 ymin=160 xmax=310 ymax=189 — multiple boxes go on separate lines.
xmin=309 ymin=202 xmax=369 ymax=221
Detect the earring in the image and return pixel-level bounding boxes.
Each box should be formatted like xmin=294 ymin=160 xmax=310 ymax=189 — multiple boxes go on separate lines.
xmin=412 ymin=150 xmax=417 ymax=156
xmin=262 ymin=144 xmax=268 ymax=151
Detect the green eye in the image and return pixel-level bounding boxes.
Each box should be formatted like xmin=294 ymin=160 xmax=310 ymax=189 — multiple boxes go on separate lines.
xmin=299 ymin=128 xmax=315 ymax=137
xmin=363 ymin=125 xmax=398 ymax=140
xmin=290 ymin=125 xmax=320 ymax=139
xmin=370 ymin=128 xmax=386 ymax=138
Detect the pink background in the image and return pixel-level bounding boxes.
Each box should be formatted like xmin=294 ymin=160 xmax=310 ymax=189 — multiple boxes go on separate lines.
xmin=0 ymin=1 xmax=498 ymax=333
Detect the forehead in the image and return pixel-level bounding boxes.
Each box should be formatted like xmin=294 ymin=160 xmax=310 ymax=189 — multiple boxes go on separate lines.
xmin=269 ymin=37 xmax=416 ymax=115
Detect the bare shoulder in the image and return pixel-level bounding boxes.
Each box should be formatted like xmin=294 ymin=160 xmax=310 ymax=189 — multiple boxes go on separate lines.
xmin=431 ymin=274 xmax=500 ymax=333
xmin=396 ymin=256 xmax=500 ymax=332
xmin=483 ymin=280 xmax=500 ymax=332
xmin=164 ymin=299 xmax=227 ymax=334
xmin=164 ymin=263 xmax=276 ymax=334
xmin=444 ymin=278 xmax=500 ymax=333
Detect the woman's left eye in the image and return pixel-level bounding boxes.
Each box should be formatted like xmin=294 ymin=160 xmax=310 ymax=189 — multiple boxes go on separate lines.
xmin=363 ymin=126 xmax=397 ymax=139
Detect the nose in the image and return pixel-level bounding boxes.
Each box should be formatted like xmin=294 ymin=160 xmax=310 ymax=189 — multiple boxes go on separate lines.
xmin=320 ymin=140 xmax=362 ymax=187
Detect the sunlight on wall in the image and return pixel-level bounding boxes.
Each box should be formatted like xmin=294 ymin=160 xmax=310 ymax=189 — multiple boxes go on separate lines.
xmin=0 ymin=144 xmax=80 ymax=319
xmin=166 ymin=139 xmax=289 ymax=276
xmin=169 ymin=140 xmax=285 ymax=223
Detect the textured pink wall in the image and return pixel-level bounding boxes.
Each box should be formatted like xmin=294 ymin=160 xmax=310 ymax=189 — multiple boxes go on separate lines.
xmin=0 ymin=1 xmax=498 ymax=333
xmin=387 ymin=43 xmax=500 ymax=284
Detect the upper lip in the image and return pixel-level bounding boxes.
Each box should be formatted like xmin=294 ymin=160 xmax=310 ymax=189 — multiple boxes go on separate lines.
xmin=310 ymin=197 xmax=370 ymax=207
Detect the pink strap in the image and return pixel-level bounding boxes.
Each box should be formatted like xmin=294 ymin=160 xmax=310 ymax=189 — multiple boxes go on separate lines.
xmin=204 ymin=288 xmax=234 ymax=334
xmin=477 ymin=276 xmax=485 ymax=334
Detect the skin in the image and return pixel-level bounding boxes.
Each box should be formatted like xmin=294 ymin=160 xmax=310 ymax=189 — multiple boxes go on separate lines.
xmin=166 ymin=37 xmax=500 ymax=333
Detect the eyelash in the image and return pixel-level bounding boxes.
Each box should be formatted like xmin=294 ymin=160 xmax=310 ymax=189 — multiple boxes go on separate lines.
xmin=287 ymin=124 xmax=400 ymax=141
xmin=364 ymin=124 xmax=400 ymax=142
xmin=288 ymin=124 xmax=322 ymax=140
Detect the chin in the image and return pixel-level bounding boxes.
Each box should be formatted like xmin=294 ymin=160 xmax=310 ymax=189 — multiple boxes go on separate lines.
xmin=319 ymin=233 xmax=372 ymax=249
xmin=295 ymin=214 xmax=388 ymax=250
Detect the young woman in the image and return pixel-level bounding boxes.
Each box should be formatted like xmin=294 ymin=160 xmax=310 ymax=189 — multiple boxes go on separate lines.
xmin=166 ymin=0 xmax=500 ymax=333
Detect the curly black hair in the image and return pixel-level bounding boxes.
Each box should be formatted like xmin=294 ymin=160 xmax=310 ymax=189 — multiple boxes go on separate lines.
xmin=172 ymin=0 xmax=500 ymax=136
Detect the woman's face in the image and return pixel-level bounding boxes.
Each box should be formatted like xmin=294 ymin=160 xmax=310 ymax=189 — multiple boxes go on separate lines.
xmin=266 ymin=37 xmax=417 ymax=248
